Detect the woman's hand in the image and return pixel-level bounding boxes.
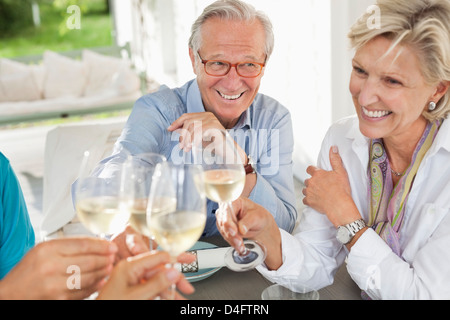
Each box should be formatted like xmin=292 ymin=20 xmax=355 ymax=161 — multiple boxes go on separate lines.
xmin=216 ymin=198 xmax=283 ymax=270
xmin=303 ymin=146 xmax=361 ymax=227
xmin=97 ymin=251 xmax=195 ymax=300
xmin=0 ymin=238 xmax=117 ymax=300
xmin=111 ymin=225 xmax=155 ymax=263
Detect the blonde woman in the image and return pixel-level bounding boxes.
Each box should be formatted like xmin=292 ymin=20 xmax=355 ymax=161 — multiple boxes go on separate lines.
xmin=218 ymin=0 xmax=450 ymax=299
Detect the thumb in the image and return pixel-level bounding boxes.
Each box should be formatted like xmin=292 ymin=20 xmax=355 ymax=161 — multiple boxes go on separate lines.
xmin=329 ymin=146 xmax=344 ymax=172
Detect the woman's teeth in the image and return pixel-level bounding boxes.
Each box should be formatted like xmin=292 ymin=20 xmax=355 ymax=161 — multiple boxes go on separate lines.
xmin=362 ymin=106 xmax=392 ymax=118
xmin=219 ymin=91 xmax=243 ymax=100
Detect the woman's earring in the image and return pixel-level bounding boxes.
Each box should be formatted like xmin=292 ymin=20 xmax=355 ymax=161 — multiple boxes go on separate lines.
xmin=429 ymin=101 xmax=437 ymax=111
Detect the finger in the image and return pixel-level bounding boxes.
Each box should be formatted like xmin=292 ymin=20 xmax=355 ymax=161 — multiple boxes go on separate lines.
xmin=329 ymin=146 xmax=344 ymax=172
xmin=302 ymin=187 xmax=307 ymax=196
xmin=168 ymin=114 xmax=189 ymax=132
xmin=55 ymin=264 xmax=112 ymax=300
xmin=216 ymin=204 xmax=238 ymax=237
xmin=127 ymin=251 xmax=172 ymax=274
xmin=306 ymin=165 xmax=320 ymax=176
xmin=177 ymin=252 xmax=196 ymax=265
xmin=126 ymin=233 xmax=150 ymax=256
xmin=74 ymin=264 xmax=114 ymax=292
xmin=304 ymin=178 xmax=309 ymax=187
xmin=137 ymin=267 xmax=193 ymax=300
xmin=175 ymin=274 xmax=195 ymax=295
xmin=50 ymin=237 xmax=117 ymax=257
xmin=129 ymin=270 xmax=173 ymax=300
xmin=61 ymin=252 xmax=115 ymax=275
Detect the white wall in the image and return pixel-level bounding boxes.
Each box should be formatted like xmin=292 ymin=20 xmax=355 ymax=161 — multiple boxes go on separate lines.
xmin=112 ymin=0 xmax=376 ymax=182
xmin=331 ymin=0 xmax=376 ymax=123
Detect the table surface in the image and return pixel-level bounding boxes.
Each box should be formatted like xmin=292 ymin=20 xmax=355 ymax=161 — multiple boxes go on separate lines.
xmin=189 ymin=237 xmax=362 ymax=300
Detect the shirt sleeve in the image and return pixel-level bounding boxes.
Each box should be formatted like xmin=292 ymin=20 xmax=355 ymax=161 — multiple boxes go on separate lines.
xmin=0 ymin=156 xmax=35 ymax=279
xmin=347 ymin=206 xmax=450 ymax=299
xmin=256 ymin=210 xmax=347 ymax=292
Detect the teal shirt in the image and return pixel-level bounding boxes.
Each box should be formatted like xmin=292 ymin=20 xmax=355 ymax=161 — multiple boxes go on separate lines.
xmin=0 ymin=152 xmax=35 ymax=279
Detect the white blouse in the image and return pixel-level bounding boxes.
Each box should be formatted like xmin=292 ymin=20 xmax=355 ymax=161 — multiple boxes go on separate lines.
xmin=257 ymin=115 xmax=450 ymax=299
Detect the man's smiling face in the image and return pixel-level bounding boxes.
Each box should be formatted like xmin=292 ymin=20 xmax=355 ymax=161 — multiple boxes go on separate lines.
xmin=190 ymin=17 xmax=266 ymax=129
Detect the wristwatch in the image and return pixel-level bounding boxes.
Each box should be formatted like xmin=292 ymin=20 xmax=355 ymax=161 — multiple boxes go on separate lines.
xmin=244 ymin=155 xmax=255 ymax=175
xmin=336 ymin=219 xmax=366 ymax=244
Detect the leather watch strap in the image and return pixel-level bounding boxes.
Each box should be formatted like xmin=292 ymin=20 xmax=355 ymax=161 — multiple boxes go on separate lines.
xmin=244 ymin=155 xmax=255 ymax=175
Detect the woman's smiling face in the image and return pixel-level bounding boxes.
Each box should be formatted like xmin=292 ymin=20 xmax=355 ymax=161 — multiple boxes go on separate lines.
xmin=189 ymin=17 xmax=266 ymax=129
xmin=349 ymin=36 xmax=437 ymax=143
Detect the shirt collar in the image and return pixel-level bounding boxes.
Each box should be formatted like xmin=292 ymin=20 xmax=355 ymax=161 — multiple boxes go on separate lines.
xmin=346 ymin=115 xmax=450 ymax=162
xmin=233 ymin=107 xmax=251 ymax=130
xmin=186 ymin=80 xmax=206 ymax=113
xmin=431 ymin=119 xmax=450 ymax=153
xmin=186 ymin=79 xmax=252 ymax=130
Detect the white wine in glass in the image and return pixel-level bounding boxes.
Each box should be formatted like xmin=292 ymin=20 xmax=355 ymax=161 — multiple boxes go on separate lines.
xmin=123 ymin=153 xmax=167 ymax=248
xmin=202 ymin=169 xmax=245 ymax=203
xmin=75 ymin=151 xmax=131 ymax=239
xmin=147 ymin=163 xmax=206 ymax=298
xmin=193 ymin=128 xmax=266 ymax=272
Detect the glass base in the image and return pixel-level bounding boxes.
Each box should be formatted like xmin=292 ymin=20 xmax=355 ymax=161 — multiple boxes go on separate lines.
xmin=224 ymin=240 xmax=266 ymax=272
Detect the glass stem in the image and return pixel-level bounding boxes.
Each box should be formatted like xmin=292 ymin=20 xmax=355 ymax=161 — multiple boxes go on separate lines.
xmin=168 ymin=258 xmax=176 ymax=300
xmin=225 ymin=201 xmax=248 ymax=256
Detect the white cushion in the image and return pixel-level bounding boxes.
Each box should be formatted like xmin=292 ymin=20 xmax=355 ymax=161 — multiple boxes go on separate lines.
xmin=0 ymin=58 xmax=29 ymax=75
xmin=112 ymin=64 xmax=141 ymax=95
xmin=82 ymin=49 xmax=130 ymax=96
xmin=43 ymin=50 xmax=87 ymax=99
xmin=0 ymin=58 xmax=43 ymax=102
xmin=0 ymin=72 xmax=41 ymax=102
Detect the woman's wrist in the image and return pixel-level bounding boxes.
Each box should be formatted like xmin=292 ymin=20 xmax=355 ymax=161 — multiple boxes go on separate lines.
xmin=346 ymin=226 xmax=369 ymax=251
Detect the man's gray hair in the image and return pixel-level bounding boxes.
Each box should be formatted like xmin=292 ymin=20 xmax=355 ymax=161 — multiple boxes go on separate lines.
xmin=189 ymin=0 xmax=274 ymax=61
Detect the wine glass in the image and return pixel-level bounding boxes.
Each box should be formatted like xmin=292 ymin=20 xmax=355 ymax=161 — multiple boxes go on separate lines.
xmin=261 ymin=282 xmax=319 ymax=300
xmin=147 ymin=162 xmax=206 ymax=298
xmin=74 ymin=151 xmax=131 ymax=239
xmin=192 ymin=128 xmax=266 ymax=272
xmin=122 ymin=153 xmax=166 ymax=250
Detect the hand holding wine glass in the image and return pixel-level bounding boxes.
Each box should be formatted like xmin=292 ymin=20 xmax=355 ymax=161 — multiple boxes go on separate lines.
xmin=193 ymin=128 xmax=266 ymax=272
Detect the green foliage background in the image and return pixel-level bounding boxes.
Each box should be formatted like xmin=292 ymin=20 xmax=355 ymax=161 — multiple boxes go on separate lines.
xmin=0 ymin=0 xmax=113 ymax=58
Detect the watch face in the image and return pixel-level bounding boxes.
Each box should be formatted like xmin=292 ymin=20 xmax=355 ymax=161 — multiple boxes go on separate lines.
xmin=337 ymin=227 xmax=351 ymax=244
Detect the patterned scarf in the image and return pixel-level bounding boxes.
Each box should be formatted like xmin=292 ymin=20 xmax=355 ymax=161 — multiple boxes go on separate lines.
xmin=368 ymin=120 xmax=441 ymax=256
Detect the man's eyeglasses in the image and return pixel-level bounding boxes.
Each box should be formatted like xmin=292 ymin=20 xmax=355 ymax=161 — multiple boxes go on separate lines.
xmin=197 ymin=52 xmax=265 ymax=78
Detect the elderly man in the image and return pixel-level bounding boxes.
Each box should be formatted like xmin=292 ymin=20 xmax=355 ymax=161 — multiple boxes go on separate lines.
xmin=98 ymin=0 xmax=297 ymax=236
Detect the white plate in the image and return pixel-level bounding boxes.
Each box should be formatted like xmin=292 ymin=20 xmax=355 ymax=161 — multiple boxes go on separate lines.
xmin=185 ymin=241 xmax=222 ymax=283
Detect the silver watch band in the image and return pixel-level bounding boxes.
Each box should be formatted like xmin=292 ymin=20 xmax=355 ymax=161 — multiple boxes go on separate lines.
xmin=346 ymin=219 xmax=366 ymax=236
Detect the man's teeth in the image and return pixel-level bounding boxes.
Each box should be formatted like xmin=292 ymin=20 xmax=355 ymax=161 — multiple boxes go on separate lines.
xmin=219 ymin=92 xmax=243 ymax=100
xmin=362 ymin=106 xmax=391 ymax=118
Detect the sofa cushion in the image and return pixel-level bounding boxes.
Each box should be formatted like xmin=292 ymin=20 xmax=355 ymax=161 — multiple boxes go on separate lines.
xmin=0 ymin=58 xmax=43 ymax=102
xmin=111 ymin=64 xmax=141 ymax=95
xmin=43 ymin=50 xmax=87 ymax=99
xmin=82 ymin=49 xmax=132 ymax=96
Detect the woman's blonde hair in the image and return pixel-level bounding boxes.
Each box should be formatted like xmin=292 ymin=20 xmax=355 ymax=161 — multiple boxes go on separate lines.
xmin=348 ymin=0 xmax=450 ymax=121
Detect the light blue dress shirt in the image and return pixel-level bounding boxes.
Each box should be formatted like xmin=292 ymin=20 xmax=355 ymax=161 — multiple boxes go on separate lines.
xmin=101 ymin=79 xmax=297 ymax=237
xmin=0 ymin=152 xmax=35 ymax=279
